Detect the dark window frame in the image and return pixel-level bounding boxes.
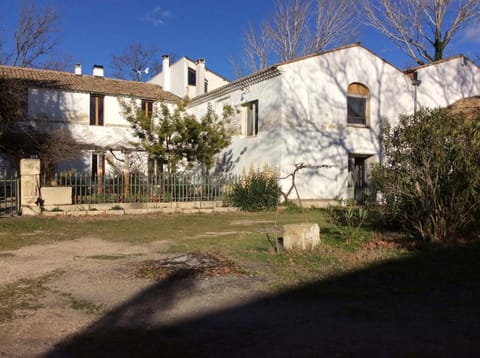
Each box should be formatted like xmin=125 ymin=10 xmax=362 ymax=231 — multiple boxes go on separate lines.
xmin=90 ymin=94 xmax=104 ymax=126
xmin=347 ymin=83 xmax=369 ymax=126
xmin=347 ymin=95 xmax=367 ymax=125
xmin=188 ymin=67 xmax=196 ymax=86
xmin=141 ymin=99 xmax=154 ymax=119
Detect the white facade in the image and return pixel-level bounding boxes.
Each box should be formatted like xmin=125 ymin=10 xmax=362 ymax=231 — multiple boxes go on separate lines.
xmin=0 ymin=63 xmax=178 ymax=175
xmin=149 ymin=56 xmax=230 ymax=98
xmin=2 ymin=44 xmax=478 ymax=200
xmin=188 ymin=44 xmax=480 ymax=202
xmin=28 ymin=88 xmax=146 ymax=173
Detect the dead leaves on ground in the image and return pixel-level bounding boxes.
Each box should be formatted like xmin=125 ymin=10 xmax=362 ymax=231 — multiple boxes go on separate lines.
xmin=136 ymin=252 xmax=249 ymax=280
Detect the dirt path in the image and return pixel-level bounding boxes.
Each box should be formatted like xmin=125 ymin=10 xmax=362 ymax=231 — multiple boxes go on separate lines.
xmin=0 ymin=238 xmax=270 ymax=357
xmin=1 ymin=238 xmax=479 ymax=357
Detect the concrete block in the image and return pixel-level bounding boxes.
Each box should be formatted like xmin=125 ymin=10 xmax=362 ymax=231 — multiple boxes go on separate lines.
xmin=42 ymin=210 xmax=65 ymax=217
xmin=66 ymin=210 xmax=87 ymax=217
xmin=214 ymin=207 xmax=236 ymax=213
xmin=106 ymin=209 xmax=125 ymax=215
xmin=147 ymin=208 xmax=164 ymax=214
xmin=282 ymin=223 xmax=320 ymax=251
xmin=124 ymin=209 xmax=149 ymax=215
xmin=162 ymin=208 xmax=177 ymax=214
xmin=86 ymin=210 xmax=107 ymax=216
xmin=41 ymin=187 xmax=72 ymax=206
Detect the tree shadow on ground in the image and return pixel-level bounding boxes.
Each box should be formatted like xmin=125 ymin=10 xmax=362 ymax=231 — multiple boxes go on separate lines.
xmin=45 ymin=246 xmax=480 ymax=357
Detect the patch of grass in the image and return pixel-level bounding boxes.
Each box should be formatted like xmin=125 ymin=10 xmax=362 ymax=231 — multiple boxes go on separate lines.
xmin=110 ymin=205 xmax=123 ymax=210
xmin=58 ymin=291 xmax=103 ymax=315
xmin=0 ymin=271 xmax=61 ymax=322
xmin=0 ymin=210 xmax=410 ymax=287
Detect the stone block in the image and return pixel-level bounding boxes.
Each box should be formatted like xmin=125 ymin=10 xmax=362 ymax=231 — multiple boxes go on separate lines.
xmin=41 ymin=187 xmax=72 ymax=206
xmin=86 ymin=210 xmax=107 ymax=216
xmin=282 ymin=223 xmax=320 ymax=251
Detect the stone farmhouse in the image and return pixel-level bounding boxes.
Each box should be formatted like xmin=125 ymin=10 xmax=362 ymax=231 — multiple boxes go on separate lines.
xmin=1 ymin=43 xmax=479 ymax=202
xmin=187 ymin=44 xmax=480 ymax=202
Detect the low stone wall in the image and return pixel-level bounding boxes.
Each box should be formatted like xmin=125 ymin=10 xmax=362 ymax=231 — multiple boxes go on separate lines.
xmin=41 ymin=201 xmax=236 ymax=217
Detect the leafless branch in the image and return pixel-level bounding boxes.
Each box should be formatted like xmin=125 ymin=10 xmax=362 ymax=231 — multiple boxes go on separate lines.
xmin=240 ymin=0 xmax=359 ymax=72
xmin=12 ymin=3 xmax=59 ymax=68
xmin=110 ymin=42 xmax=162 ymax=81
xmin=360 ymin=0 xmax=480 ymax=65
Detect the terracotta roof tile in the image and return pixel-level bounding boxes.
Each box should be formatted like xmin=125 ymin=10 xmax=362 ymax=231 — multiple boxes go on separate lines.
xmin=0 ymin=65 xmax=179 ymax=102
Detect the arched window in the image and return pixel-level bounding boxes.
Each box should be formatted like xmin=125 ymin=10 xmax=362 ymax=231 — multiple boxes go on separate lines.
xmin=347 ymin=83 xmax=369 ymax=125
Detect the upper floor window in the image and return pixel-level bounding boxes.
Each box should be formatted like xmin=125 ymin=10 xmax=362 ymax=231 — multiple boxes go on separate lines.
xmin=188 ymin=67 xmax=196 ymax=86
xmin=204 ymin=79 xmax=208 ymax=93
xmin=347 ymin=83 xmax=369 ymax=126
xmin=243 ymin=100 xmax=258 ymax=137
xmin=90 ymin=94 xmax=104 ymax=126
xmin=142 ymin=99 xmax=154 ymax=118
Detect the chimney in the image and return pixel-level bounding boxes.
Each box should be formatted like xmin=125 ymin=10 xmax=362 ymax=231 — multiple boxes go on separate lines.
xmin=93 ymin=65 xmax=104 ymax=77
xmin=162 ymin=55 xmax=170 ymax=92
xmin=74 ymin=63 xmax=82 ymax=75
xmin=195 ymin=58 xmax=206 ymax=96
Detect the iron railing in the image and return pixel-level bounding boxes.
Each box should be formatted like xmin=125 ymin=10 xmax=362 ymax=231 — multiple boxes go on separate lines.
xmin=42 ymin=172 xmax=238 ymax=204
xmin=0 ymin=171 xmax=20 ymax=216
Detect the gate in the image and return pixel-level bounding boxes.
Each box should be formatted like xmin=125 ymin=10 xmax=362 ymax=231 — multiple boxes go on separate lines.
xmin=0 ymin=171 xmax=20 ymax=216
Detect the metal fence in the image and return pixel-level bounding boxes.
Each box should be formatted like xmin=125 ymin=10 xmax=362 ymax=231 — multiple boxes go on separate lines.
xmin=42 ymin=172 xmax=238 ymax=204
xmin=0 ymin=171 xmax=20 ymax=216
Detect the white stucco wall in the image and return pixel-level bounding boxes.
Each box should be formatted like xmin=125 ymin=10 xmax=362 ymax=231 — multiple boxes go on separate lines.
xmin=27 ymin=88 xmax=148 ymax=173
xmin=188 ymin=45 xmax=479 ymax=201
xmin=277 ymin=46 xmax=414 ymax=200
xmin=188 ymin=74 xmax=284 ymax=179
xmin=415 ymin=57 xmax=480 ymax=110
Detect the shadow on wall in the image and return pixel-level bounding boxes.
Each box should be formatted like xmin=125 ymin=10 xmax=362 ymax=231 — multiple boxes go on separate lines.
xmin=45 ymin=245 xmax=480 ymax=356
xmin=0 ymin=78 xmax=86 ymax=174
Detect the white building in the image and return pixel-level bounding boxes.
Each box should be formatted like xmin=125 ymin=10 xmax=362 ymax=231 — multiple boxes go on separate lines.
xmin=0 ymin=63 xmax=178 ymax=175
xmin=187 ymin=44 xmax=480 ymax=203
xmin=1 ymin=43 xmax=478 ymax=202
xmin=149 ymin=56 xmax=230 ymax=98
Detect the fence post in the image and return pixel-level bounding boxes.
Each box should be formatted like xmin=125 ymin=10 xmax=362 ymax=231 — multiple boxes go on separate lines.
xmin=20 ymin=158 xmax=41 ymax=215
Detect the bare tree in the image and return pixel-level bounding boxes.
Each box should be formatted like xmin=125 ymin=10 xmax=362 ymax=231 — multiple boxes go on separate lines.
xmin=11 ymin=3 xmax=59 ymax=67
xmin=110 ymin=42 xmax=162 ymax=81
xmin=241 ymin=0 xmax=358 ymax=71
xmin=267 ymin=0 xmax=313 ymax=62
xmin=360 ymin=0 xmax=480 ymax=65
xmin=243 ymin=22 xmax=271 ymax=73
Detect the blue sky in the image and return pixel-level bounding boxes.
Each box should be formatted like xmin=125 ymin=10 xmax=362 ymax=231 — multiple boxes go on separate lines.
xmin=1 ymin=0 xmax=479 ymax=80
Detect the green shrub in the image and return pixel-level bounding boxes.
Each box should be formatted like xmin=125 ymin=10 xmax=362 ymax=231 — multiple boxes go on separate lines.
xmin=229 ymin=165 xmax=280 ymax=211
xmin=371 ymin=108 xmax=480 ymax=242
xmin=327 ymin=201 xmax=367 ymax=238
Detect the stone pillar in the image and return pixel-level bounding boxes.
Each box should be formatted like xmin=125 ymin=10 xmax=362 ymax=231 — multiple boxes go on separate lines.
xmin=20 ymin=158 xmax=41 ymax=216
